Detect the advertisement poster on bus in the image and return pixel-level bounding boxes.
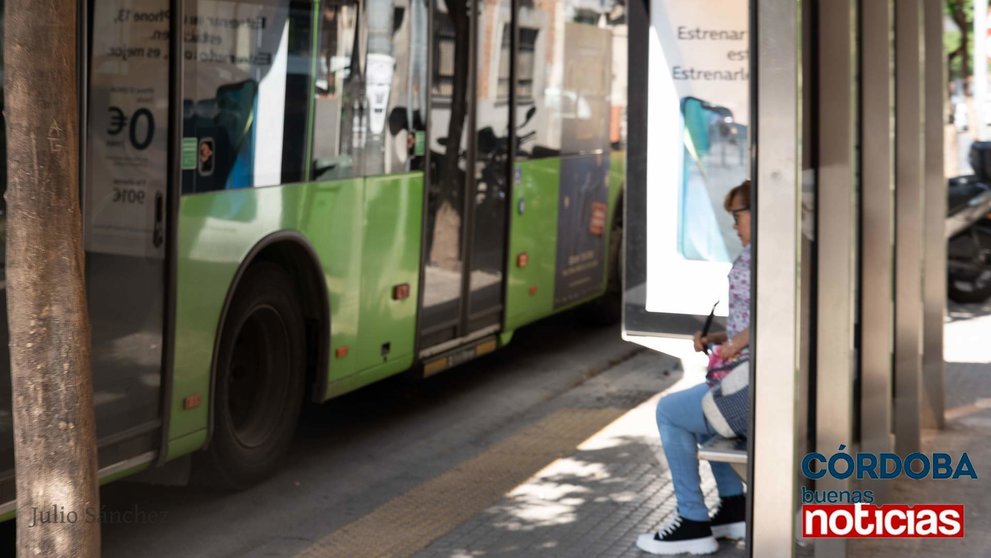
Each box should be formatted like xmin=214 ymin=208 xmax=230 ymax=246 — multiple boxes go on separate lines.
xmin=555 ymin=154 xmax=609 ymax=308
xmin=644 ymin=0 xmax=748 ymax=317
xmin=87 ymin=0 xmax=170 ymax=258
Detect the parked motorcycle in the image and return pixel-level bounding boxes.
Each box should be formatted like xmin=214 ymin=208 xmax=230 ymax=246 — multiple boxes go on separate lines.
xmin=946 ymin=142 xmax=991 ymax=303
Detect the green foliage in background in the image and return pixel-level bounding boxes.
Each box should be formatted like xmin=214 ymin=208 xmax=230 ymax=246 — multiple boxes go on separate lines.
xmin=946 ymin=0 xmax=974 ymax=82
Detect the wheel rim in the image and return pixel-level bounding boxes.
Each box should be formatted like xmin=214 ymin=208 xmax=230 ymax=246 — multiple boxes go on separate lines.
xmin=225 ymin=305 xmax=292 ymax=449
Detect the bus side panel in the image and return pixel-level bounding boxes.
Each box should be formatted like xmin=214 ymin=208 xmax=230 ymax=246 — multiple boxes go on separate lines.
xmin=349 ymin=174 xmax=423 ymax=383
xmin=609 ymin=150 xmax=626 ymax=209
xmin=168 ymin=180 xmax=364 ymax=457
xmin=296 ymin=180 xmax=366 ymax=384
xmin=503 ymin=152 xmax=622 ymax=333
xmin=605 ymin=148 xmax=626 ymax=279
xmin=504 ymin=158 xmax=560 ymax=332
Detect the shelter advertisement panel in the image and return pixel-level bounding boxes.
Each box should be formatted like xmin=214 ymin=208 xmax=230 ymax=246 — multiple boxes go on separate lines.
xmin=644 ymin=0 xmax=748 ymax=317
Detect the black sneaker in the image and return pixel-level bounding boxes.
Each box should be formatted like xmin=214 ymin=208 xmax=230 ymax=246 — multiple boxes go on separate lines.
xmin=636 ymin=516 xmax=718 ymax=555
xmin=710 ymin=494 xmax=747 ymax=539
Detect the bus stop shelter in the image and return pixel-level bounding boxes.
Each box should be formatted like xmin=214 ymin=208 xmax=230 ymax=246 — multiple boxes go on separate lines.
xmin=623 ymin=1 xmax=948 ymax=556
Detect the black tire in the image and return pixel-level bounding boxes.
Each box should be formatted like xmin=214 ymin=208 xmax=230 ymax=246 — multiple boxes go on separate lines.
xmin=948 ymin=226 xmax=991 ymax=304
xmin=196 ymin=262 xmax=305 ymax=489
xmin=948 ymin=268 xmax=991 ymax=303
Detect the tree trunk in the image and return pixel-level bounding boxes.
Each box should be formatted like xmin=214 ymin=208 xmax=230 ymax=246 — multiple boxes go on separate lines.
xmin=961 ymin=25 xmax=969 ymax=82
xmin=948 ymin=0 xmax=970 ymax=81
xmin=4 ymin=1 xmax=100 ymax=556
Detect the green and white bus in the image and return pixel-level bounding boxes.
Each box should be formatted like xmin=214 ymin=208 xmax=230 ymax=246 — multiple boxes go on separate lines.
xmin=0 ymin=0 xmax=627 ymax=503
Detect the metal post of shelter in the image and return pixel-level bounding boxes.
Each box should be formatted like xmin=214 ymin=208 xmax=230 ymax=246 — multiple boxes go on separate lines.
xmin=920 ymin=0 xmax=945 ymax=430
xmin=814 ymin=1 xmax=858 ymax=555
xmin=859 ymin=0 xmax=896 ymax=499
xmin=893 ymin=0 xmax=925 ymax=456
xmin=751 ymin=0 xmax=803 ymax=555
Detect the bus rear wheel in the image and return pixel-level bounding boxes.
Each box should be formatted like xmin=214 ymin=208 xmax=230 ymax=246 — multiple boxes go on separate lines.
xmin=196 ymin=262 xmax=305 ymax=489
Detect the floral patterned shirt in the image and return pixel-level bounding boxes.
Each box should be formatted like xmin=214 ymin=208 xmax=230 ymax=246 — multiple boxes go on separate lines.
xmin=705 ymin=244 xmax=751 ymax=386
xmin=726 ymin=244 xmax=751 ymax=354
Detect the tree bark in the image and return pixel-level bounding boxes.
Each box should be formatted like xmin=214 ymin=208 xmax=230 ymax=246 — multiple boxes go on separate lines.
xmin=960 ymin=24 xmax=970 ymax=82
xmin=4 ymin=0 xmax=100 ymax=556
xmin=948 ymin=0 xmax=970 ymax=80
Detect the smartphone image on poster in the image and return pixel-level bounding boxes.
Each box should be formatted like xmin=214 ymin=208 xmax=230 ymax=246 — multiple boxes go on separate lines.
xmin=677 ymin=96 xmax=748 ymax=263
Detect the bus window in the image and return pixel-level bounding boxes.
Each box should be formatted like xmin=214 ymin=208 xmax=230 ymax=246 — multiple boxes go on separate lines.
xmin=607 ymin=10 xmax=627 ymax=153
xmin=181 ymin=0 xmax=312 ymax=193
xmin=516 ymin=28 xmax=537 ymax=101
xmin=496 ymin=25 xmax=536 ymax=103
xmin=313 ymin=0 xmax=427 ymax=180
xmin=514 ymin=1 xmax=554 ymax=159
xmin=312 ymin=0 xmax=428 ymax=181
xmin=282 ymin=0 xmax=317 ymax=184
xmin=373 ymin=0 xmax=427 ymax=176
xmin=516 ymin=0 xmax=620 ymax=160
xmin=312 ymin=0 xmax=361 ymax=180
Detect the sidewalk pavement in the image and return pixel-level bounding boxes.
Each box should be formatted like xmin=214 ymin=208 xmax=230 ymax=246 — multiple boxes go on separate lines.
xmin=416 ymin=300 xmax=991 ymax=557
xmin=414 ymin=343 xmax=747 ymax=558
xmin=850 ymin=301 xmax=991 ymax=557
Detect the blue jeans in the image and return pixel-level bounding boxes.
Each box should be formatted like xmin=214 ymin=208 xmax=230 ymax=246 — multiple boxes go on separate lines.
xmin=656 ymin=382 xmax=744 ymax=522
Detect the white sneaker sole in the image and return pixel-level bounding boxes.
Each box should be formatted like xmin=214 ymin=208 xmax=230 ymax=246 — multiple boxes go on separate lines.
xmin=635 ymin=533 xmax=718 ymax=555
xmin=711 ymin=521 xmax=746 ymax=539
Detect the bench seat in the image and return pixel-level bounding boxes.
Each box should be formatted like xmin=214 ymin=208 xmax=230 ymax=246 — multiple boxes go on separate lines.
xmin=699 ymin=436 xmax=747 ymax=478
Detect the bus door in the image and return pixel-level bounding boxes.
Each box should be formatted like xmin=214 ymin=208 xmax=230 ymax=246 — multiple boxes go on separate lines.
xmin=622 ymin=0 xmax=750 ymax=353
xmin=82 ymin=0 xmax=170 ymax=462
xmin=0 ymin=0 xmax=170 ymax=503
xmin=420 ymin=0 xmax=512 ymax=349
